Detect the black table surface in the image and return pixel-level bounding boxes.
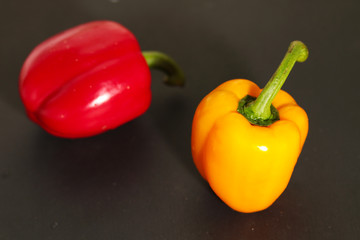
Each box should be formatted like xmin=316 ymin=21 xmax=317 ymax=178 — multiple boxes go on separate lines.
xmin=1 ymin=0 xmax=359 ymax=239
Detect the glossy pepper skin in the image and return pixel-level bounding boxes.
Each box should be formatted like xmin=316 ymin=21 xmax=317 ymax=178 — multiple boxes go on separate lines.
xmin=191 ymin=41 xmax=309 ymax=213
xmin=191 ymin=80 xmax=308 ymax=213
xmin=19 ymin=21 xmax=184 ymax=138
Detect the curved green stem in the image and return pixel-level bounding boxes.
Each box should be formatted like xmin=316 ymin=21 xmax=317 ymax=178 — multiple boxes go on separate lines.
xmin=238 ymin=41 xmax=308 ymax=126
xmin=142 ymin=51 xmax=185 ymax=86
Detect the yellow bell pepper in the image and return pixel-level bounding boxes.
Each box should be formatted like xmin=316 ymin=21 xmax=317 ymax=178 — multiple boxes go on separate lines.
xmin=191 ymin=41 xmax=309 ymax=213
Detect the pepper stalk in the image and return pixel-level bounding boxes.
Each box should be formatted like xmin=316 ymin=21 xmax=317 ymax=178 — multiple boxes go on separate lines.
xmin=238 ymin=41 xmax=309 ymax=126
xmin=142 ymin=51 xmax=185 ymax=86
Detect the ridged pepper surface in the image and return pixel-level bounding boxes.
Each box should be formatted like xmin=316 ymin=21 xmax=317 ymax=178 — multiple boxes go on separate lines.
xmin=19 ymin=21 xmax=184 ymax=138
xmin=191 ymin=41 xmax=309 ymax=213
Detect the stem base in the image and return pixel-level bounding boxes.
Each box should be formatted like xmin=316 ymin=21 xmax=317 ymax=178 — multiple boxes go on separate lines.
xmin=237 ymin=95 xmax=279 ymax=126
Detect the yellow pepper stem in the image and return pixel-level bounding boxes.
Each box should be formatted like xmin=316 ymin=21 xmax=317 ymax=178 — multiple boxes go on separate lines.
xmin=240 ymin=41 xmax=308 ymax=126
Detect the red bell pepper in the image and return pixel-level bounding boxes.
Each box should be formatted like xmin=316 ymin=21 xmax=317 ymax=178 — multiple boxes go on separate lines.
xmin=19 ymin=20 xmax=184 ymax=138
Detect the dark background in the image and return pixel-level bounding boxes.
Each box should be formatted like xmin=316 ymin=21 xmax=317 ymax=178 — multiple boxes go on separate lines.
xmin=1 ymin=0 xmax=359 ymax=239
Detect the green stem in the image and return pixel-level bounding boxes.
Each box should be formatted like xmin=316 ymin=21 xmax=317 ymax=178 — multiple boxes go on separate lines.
xmin=239 ymin=41 xmax=308 ymax=126
xmin=142 ymin=51 xmax=185 ymax=86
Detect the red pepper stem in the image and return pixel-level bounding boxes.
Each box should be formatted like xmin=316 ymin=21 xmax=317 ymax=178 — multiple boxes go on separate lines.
xmin=244 ymin=41 xmax=308 ymax=121
xmin=142 ymin=51 xmax=185 ymax=86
